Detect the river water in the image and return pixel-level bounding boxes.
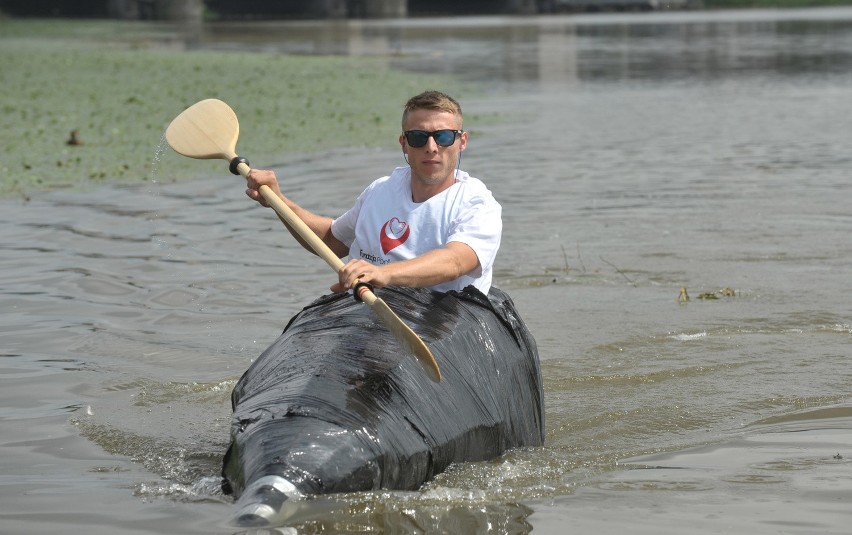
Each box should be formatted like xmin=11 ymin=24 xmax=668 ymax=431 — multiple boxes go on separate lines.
xmin=2 ymin=8 xmax=851 ymax=534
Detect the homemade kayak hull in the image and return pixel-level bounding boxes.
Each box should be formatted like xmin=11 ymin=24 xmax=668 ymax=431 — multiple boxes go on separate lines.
xmin=222 ymin=286 xmax=543 ymax=525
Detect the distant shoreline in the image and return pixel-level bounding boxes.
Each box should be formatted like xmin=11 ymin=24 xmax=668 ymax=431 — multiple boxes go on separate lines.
xmin=3 ymin=0 xmax=852 ymax=19
xmin=704 ymin=0 xmax=852 ymax=7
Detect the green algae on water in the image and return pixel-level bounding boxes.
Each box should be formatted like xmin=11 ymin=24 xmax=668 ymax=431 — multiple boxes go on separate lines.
xmin=0 ymin=20 xmax=461 ymax=198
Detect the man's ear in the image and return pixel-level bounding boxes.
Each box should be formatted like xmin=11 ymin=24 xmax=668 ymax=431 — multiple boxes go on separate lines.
xmin=400 ymin=134 xmax=409 ymax=163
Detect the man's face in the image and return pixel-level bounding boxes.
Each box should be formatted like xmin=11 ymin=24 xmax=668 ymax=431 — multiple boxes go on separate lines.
xmin=399 ymin=109 xmax=467 ymax=190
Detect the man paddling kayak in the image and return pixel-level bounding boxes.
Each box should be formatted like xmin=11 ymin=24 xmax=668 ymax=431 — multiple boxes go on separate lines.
xmin=165 ymin=94 xmax=543 ymax=527
xmin=245 ymin=91 xmax=502 ymax=294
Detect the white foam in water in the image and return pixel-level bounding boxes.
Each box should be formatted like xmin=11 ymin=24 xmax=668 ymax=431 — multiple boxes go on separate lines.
xmin=669 ymin=332 xmax=707 ymax=341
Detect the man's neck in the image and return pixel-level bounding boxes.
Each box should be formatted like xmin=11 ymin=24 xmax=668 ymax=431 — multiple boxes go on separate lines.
xmin=411 ymin=174 xmax=456 ymax=203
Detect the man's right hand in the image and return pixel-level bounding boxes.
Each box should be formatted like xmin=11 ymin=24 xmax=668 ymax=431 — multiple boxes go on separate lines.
xmin=245 ymin=169 xmax=283 ymax=207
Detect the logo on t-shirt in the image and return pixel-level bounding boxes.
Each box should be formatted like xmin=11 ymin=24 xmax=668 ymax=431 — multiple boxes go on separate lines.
xmin=380 ymin=217 xmax=410 ymax=254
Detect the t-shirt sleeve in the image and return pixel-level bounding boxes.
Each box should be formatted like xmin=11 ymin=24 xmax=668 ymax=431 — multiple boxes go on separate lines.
xmin=447 ymin=194 xmax=502 ymax=278
xmin=331 ymin=185 xmax=369 ymax=247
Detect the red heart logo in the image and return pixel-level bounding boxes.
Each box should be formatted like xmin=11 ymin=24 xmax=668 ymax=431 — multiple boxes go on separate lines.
xmin=380 ymin=217 xmax=410 ymax=254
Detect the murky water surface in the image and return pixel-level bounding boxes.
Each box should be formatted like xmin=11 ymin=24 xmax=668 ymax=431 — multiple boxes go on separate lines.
xmin=2 ymin=8 xmax=851 ymax=534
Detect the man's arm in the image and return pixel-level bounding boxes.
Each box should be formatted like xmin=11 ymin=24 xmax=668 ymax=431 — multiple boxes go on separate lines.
xmin=333 ymin=242 xmax=479 ymax=292
xmin=245 ymin=169 xmax=349 ymax=258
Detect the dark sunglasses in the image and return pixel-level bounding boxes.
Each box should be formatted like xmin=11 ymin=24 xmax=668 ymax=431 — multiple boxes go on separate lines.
xmin=403 ymin=129 xmax=463 ymax=148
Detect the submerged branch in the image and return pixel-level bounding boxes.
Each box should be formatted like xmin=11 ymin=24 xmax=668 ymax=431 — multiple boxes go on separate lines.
xmin=600 ymin=256 xmax=635 ymax=286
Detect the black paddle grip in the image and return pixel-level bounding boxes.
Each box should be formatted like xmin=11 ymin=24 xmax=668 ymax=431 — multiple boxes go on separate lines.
xmin=353 ymin=282 xmax=374 ymax=302
xmin=229 ymin=156 xmax=250 ymax=175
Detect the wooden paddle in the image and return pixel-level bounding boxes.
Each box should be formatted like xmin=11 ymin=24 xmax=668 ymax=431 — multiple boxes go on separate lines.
xmin=165 ymin=99 xmax=441 ymax=382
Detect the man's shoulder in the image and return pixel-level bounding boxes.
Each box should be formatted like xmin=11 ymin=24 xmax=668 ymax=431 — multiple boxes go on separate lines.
xmin=366 ymin=167 xmax=409 ymax=190
xmin=385 ymin=166 xmax=411 ymax=183
xmin=455 ymin=172 xmax=498 ymax=202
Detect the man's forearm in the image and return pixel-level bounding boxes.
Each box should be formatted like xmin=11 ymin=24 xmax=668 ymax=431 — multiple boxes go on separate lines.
xmin=383 ymin=242 xmax=479 ymax=288
xmin=275 ymin=195 xmax=349 ymax=258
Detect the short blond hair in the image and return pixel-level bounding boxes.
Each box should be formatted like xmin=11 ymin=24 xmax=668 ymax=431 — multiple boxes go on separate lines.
xmin=402 ymin=91 xmax=463 ymax=129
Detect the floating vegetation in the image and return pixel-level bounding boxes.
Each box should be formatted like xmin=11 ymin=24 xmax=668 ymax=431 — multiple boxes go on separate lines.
xmin=678 ymin=286 xmax=737 ymax=302
xmin=697 ymin=287 xmax=737 ymax=300
xmin=0 ymin=20 xmax=464 ymax=198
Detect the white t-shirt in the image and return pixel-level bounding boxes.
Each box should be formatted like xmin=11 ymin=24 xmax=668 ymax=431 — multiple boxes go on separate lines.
xmin=331 ymin=167 xmax=502 ymax=293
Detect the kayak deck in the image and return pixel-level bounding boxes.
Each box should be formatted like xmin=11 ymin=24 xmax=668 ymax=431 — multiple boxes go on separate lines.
xmin=222 ymin=286 xmax=544 ymax=501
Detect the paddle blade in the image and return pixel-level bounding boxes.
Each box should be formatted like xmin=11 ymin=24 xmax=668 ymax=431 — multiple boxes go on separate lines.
xmin=165 ymin=99 xmax=239 ymax=160
xmin=368 ymin=297 xmax=441 ymax=383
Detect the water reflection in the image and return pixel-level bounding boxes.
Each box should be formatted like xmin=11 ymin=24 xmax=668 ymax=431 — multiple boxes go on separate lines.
xmin=249 ymin=498 xmax=535 ymax=535
xmin=197 ymin=9 xmax=852 ymax=86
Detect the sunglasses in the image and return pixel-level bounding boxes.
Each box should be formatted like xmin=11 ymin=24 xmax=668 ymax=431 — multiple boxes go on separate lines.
xmin=403 ymin=129 xmax=463 ymax=148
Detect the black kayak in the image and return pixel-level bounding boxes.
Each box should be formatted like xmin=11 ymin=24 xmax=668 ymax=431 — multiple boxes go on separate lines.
xmin=221 ymin=286 xmax=544 ymax=526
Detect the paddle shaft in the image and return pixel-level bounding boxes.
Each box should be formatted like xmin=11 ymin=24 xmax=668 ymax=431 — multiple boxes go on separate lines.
xmin=164 ymin=99 xmax=439 ymax=381
xmin=237 ymin=163 xmax=341 ymax=266
xmin=233 ymin=161 xmax=381 ymax=304
xmin=237 ymin=161 xmax=439 ymax=381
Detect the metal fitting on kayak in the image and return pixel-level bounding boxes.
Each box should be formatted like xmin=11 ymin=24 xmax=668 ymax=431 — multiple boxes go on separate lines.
xmin=230 ymin=475 xmax=300 ymax=527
